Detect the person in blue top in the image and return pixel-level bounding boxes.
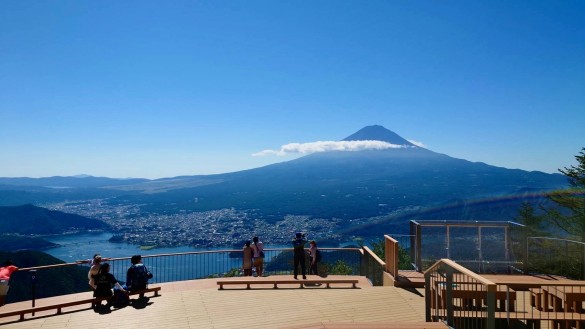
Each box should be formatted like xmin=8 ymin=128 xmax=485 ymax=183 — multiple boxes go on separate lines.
xmin=292 ymin=232 xmax=307 ymax=279
xmin=126 ymin=255 xmax=153 ymax=292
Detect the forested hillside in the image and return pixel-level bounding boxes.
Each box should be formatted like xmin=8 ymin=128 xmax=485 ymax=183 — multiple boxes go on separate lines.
xmin=0 ymin=204 xmax=109 ymax=234
xmin=0 ymin=235 xmax=57 ymax=251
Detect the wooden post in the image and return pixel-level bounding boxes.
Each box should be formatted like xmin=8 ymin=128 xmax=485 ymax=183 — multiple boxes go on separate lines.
xmin=425 ymin=272 xmax=431 ymax=322
xmin=486 ymin=284 xmax=496 ymax=329
xmin=446 ymin=268 xmax=454 ymax=327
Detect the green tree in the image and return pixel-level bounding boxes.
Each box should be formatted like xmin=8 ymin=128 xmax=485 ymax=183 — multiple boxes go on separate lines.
xmin=517 ymin=202 xmax=545 ymax=236
xmin=371 ymin=239 xmax=412 ymax=270
xmin=329 ymin=260 xmax=353 ymax=275
xmin=371 ymin=239 xmax=385 ymax=260
xmin=545 ymin=148 xmax=585 ymax=241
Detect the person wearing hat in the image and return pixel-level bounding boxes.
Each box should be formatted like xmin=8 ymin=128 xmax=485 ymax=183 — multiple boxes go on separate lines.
xmin=292 ymin=232 xmax=307 ymax=279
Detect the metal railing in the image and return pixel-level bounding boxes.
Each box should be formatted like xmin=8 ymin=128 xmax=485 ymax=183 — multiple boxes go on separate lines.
xmin=14 ymin=247 xmax=362 ymax=305
xmin=527 ymin=237 xmax=585 ymax=280
xmin=412 ymin=220 xmax=525 ymax=273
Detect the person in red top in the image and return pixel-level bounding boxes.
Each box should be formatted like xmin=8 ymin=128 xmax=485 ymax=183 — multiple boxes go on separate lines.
xmin=0 ymin=260 xmax=19 ymax=307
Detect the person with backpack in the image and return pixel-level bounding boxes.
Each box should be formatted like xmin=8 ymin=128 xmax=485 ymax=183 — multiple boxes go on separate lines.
xmin=251 ymin=236 xmax=264 ymax=277
xmin=93 ymin=263 xmax=127 ymax=308
xmin=308 ymin=240 xmax=321 ymax=276
xmin=126 ymin=255 xmax=153 ymax=292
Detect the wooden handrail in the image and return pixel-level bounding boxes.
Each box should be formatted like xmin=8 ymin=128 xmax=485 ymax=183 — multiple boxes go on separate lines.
xmin=384 ymin=235 xmax=399 ymax=277
xmin=363 ymin=246 xmax=385 ymax=267
xmin=424 ymin=259 xmax=496 ymax=287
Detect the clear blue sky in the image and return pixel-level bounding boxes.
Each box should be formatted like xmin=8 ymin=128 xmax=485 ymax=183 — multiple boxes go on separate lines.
xmin=1 ymin=1 xmax=584 ymax=179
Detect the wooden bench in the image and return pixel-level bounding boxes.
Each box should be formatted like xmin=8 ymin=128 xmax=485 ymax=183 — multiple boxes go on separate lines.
xmin=129 ymin=286 xmax=161 ymax=299
xmin=0 ymin=286 xmax=161 ymax=321
xmin=217 ymin=278 xmax=359 ymax=290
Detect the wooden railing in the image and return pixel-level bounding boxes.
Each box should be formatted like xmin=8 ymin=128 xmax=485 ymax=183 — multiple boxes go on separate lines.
xmin=424 ymin=259 xmax=497 ymax=329
xmin=425 ymin=258 xmax=585 ymax=329
xmin=362 ymin=246 xmax=385 ymax=286
xmin=384 ymin=235 xmax=399 ymax=278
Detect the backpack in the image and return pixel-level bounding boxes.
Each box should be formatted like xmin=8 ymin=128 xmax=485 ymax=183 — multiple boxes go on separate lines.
xmin=112 ymin=288 xmax=129 ymax=308
xmin=129 ymin=264 xmax=152 ymax=290
xmin=255 ymin=244 xmax=265 ymax=258
xmin=315 ymin=249 xmax=322 ymax=262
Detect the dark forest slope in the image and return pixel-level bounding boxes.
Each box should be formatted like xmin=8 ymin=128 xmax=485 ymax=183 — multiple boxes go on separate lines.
xmin=0 ymin=204 xmax=109 ymax=234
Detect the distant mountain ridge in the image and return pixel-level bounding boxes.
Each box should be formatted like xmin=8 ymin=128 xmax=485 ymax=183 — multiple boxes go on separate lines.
xmin=0 ymin=175 xmax=148 ymax=188
xmin=0 ymin=126 xmax=568 ymax=224
xmin=103 ymin=126 xmax=566 ymax=221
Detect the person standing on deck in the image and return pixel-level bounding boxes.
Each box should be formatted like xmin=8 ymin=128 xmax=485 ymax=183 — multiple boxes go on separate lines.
xmin=308 ymin=240 xmax=320 ymax=276
xmin=292 ymin=232 xmax=307 ymax=280
xmin=251 ymin=236 xmax=264 ymax=277
xmin=243 ymin=240 xmax=253 ymax=276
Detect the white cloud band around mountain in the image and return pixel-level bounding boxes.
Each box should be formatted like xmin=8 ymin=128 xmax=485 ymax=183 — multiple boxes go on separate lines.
xmin=407 ymin=139 xmax=425 ymax=148
xmin=252 ymin=140 xmax=411 ymax=157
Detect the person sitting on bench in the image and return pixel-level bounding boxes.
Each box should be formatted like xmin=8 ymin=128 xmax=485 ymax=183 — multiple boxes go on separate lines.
xmin=93 ymin=263 xmax=126 ymax=307
xmin=126 ymin=255 xmax=153 ymax=292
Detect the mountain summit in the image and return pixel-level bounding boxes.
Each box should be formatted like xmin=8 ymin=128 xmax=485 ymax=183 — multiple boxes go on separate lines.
xmin=342 ymin=125 xmax=416 ymax=147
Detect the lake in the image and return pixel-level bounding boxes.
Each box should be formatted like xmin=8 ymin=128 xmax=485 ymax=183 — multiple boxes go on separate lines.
xmin=44 ymin=232 xmax=227 ymax=262
xmin=43 ymin=232 xmax=291 ymax=282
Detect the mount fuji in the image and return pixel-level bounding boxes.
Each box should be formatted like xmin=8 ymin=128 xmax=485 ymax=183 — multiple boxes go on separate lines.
xmin=0 ymin=126 xmax=568 ymax=227
xmin=110 ymin=125 xmax=567 ymax=222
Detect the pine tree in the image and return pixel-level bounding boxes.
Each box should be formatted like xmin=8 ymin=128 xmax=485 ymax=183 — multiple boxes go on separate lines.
xmin=545 ymin=148 xmax=585 ymax=241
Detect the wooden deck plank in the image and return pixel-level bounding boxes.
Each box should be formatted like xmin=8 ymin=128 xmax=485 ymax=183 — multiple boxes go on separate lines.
xmin=0 ymin=276 xmax=432 ymax=329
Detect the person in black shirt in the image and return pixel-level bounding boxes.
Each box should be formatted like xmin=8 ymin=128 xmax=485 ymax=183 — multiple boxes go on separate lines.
xmin=93 ymin=263 xmax=126 ymax=307
xmin=292 ymin=232 xmax=307 ymax=279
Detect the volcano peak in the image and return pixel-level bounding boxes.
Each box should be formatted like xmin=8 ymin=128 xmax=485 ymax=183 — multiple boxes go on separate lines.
xmin=343 ymin=125 xmax=415 ymax=146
